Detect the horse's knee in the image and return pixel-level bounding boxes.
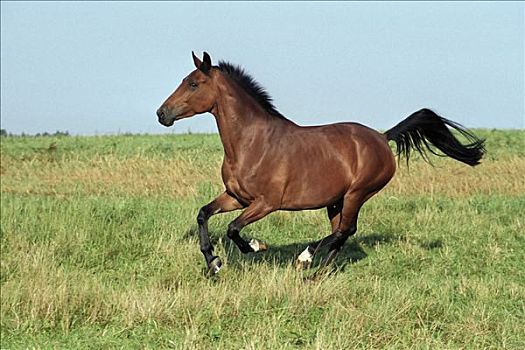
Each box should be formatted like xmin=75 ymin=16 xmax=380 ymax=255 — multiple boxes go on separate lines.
xmin=197 ymin=206 xmax=209 ymax=225
xmin=227 ymin=221 xmax=241 ymax=239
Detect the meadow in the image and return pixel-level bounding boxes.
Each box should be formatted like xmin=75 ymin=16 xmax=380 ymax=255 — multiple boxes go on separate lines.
xmin=1 ymin=130 xmax=524 ymax=349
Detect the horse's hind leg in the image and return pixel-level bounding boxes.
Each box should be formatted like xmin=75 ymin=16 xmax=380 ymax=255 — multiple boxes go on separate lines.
xmin=296 ymin=192 xmax=367 ymax=272
xmin=319 ymin=191 xmax=381 ymax=274
xmin=295 ymin=199 xmax=342 ymax=270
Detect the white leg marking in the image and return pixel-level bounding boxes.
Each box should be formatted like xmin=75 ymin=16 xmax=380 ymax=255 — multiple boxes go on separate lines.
xmin=298 ymin=246 xmax=313 ymax=263
xmin=249 ymin=239 xmax=260 ymax=252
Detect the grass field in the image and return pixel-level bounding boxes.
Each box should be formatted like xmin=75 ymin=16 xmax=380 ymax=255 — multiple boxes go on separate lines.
xmin=1 ymin=130 xmax=524 ymax=349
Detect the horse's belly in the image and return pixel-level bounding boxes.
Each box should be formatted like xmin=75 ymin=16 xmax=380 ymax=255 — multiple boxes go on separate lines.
xmin=280 ymin=166 xmax=349 ymax=210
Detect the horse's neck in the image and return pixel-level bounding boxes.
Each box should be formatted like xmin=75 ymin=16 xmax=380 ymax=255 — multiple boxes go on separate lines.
xmin=212 ymin=82 xmax=280 ymax=162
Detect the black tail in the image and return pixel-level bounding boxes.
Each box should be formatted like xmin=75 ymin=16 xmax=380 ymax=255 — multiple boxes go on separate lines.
xmin=385 ymin=109 xmax=485 ymax=166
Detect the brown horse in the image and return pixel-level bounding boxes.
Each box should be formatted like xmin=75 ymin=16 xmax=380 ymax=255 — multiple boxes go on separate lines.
xmin=157 ymin=52 xmax=485 ymax=275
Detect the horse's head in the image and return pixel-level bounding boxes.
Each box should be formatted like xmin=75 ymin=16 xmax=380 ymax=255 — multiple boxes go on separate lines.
xmin=157 ymin=52 xmax=218 ymax=127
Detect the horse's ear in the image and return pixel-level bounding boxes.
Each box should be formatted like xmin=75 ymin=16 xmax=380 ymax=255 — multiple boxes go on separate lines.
xmin=192 ymin=51 xmax=202 ymax=69
xmin=200 ymin=51 xmax=212 ymax=75
xmin=203 ymin=52 xmax=212 ymax=67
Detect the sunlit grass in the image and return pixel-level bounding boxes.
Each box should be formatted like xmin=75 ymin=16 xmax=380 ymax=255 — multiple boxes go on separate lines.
xmin=1 ymin=130 xmax=524 ymax=349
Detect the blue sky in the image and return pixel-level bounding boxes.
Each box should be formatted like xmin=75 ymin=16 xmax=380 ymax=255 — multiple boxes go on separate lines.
xmin=1 ymin=1 xmax=523 ymax=135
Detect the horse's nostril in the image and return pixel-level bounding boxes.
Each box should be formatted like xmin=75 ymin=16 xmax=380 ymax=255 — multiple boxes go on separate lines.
xmin=157 ymin=108 xmax=164 ymax=119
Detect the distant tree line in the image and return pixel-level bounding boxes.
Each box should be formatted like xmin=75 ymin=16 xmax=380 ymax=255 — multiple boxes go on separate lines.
xmin=0 ymin=129 xmax=70 ymax=137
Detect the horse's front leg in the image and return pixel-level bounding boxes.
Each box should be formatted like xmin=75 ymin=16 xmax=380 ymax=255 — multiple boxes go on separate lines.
xmin=227 ymin=200 xmax=274 ymax=254
xmin=197 ymin=192 xmax=243 ymax=274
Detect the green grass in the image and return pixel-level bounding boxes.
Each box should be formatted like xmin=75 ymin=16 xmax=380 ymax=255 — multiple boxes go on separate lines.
xmin=1 ymin=130 xmax=524 ymax=349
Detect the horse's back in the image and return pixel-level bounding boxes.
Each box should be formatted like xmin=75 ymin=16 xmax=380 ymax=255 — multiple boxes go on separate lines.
xmin=306 ymin=121 xmax=394 ymax=181
xmin=274 ymin=122 xmax=395 ymax=209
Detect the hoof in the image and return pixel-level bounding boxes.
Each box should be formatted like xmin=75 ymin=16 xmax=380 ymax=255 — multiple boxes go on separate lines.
xmin=249 ymin=239 xmax=268 ymax=253
xmin=207 ymin=257 xmax=222 ymax=277
xmin=295 ymin=246 xmax=313 ymax=271
xmin=295 ymin=259 xmax=312 ymax=271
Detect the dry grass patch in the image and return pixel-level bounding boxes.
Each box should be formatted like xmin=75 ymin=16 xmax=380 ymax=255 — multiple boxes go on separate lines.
xmin=1 ymin=154 xmax=223 ymax=198
xmin=2 ymin=154 xmax=524 ymax=200
xmin=1 ymin=132 xmax=523 ymax=349
xmin=385 ymin=156 xmax=525 ymax=197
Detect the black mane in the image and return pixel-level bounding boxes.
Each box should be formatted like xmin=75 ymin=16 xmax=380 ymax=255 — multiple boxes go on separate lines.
xmin=217 ymin=61 xmax=285 ymax=119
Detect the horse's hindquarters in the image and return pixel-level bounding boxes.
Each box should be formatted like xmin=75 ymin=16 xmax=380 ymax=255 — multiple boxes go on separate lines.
xmin=278 ymin=123 xmax=395 ymax=210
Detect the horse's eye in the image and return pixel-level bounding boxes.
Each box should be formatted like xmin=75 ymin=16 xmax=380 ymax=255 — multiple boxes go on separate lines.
xmin=189 ymin=82 xmax=198 ymax=89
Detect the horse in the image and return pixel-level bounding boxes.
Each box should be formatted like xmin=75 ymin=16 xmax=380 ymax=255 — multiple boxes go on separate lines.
xmin=157 ymin=52 xmax=485 ymax=276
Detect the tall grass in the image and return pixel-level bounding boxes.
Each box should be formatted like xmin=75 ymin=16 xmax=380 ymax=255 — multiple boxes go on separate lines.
xmin=1 ymin=130 xmax=524 ymax=349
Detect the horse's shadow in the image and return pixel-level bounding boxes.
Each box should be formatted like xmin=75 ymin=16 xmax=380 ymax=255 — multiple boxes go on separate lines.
xmin=182 ymin=227 xmax=409 ymax=273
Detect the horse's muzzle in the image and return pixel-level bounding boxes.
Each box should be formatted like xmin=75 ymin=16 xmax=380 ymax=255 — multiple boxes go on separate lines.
xmin=157 ymin=107 xmax=175 ymax=127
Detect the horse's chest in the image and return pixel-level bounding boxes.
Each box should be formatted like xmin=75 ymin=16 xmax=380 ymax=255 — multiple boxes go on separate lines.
xmin=221 ymin=161 xmax=254 ymax=203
